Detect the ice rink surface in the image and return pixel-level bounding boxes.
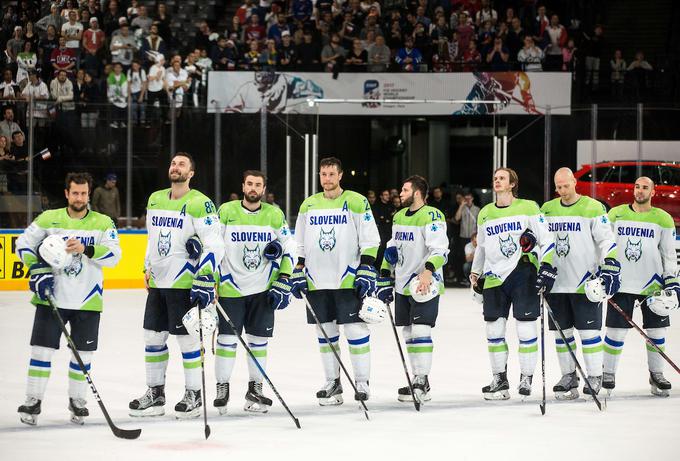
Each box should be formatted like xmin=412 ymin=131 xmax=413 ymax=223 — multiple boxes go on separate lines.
xmin=1 ymin=289 xmax=679 ymax=461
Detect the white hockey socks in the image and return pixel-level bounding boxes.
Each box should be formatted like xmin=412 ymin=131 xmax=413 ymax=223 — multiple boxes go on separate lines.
xmin=246 ymin=334 xmax=268 ymax=383
xmin=603 ymin=327 xmax=627 ymax=374
xmin=68 ymin=351 xmax=93 ymax=401
xmin=176 ymin=334 xmax=201 ymax=391
xmin=215 ymin=334 xmax=238 ymax=383
xmin=516 ymin=320 xmax=538 ymax=376
xmin=646 ymin=328 xmax=667 ymax=373
xmin=579 ymin=330 xmax=603 ymax=377
xmin=143 ymin=329 xmax=169 ymax=387
xmin=486 ymin=318 xmax=508 ymax=374
xmin=344 ymin=322 xmax=370 ymax=383
xmin=317 ymin=322 xmax=340 ymax=380
xmin=405 ymin=324 xmax=433 ymax=376
xmin=26 ymin=346 xmax=55 ymax=400
xmin=554 ymin=328 xmax=576 ymax=375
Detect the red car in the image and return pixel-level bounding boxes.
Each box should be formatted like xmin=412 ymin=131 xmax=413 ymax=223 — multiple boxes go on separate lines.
xmin=573 ymin=161 xmax=680 ymax=227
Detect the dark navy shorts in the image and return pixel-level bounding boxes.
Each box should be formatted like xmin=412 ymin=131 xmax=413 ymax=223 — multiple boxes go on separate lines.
xmin=395 ymin=293 xmax=439 ymax=327
xmin=545 ymin=293 xmax=602 ymax=330
xmin=305 ymin=289 xmax=363 ymax=325
xmin=606 ymin=292 xmax=670 ymax=329
xmin=482 ymin=262 xmax=540 ymax=321
xmin=218 ymin=291 xmax=275 ymax=337
xmin=31 ymin=306 xmax=101 ymax=351
xmin=144 ymin=288 xmax=192 ymax=336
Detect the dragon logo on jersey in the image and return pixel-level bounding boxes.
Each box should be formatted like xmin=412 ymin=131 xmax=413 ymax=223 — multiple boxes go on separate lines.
xmin=318 ymin=227 xmax=336 ymax=252
xmin=63 ymin=254 xmax=83 ymax=278
xmin=498 ymin=235 xmax=517 ymax=258
xmin=555 ymin=234 xmax=570 ymax=257
xmin=158 ymin=231 xmax=172 ymax=257
xmin=243 ymin=245 xmax=262 ymax=270
xmin=625 ymin=239 xmax=642 ymax=262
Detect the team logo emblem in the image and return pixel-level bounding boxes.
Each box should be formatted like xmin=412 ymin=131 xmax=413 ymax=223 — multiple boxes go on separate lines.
xmin=318 ymin=227 xmax=336 ymax=252
xmin=499 ymin=235 xmax=517 ymax=258
xmin=555 ymin=234 xmax=570 ymax=257
xmin=63 ymin=254 xmax=83 ymax=278
xmin=243 ymin=245 xmax=261 ymax=271
xmin=397 ymin=244 xmax=404 ymax=267
xmin=158 ymin=231 xmax=172 ymax=256
xmin=625 ymin=239 xmax=642 ymax=262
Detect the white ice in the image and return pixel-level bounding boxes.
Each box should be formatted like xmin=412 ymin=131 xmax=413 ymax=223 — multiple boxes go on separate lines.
xmin=1 ymin=289 xmax=678 ymax=461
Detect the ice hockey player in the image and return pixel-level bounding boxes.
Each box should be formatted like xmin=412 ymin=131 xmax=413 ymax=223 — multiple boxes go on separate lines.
xmin=16 ymin=172 xmax=121 ymax=425
xmin=603 ymin=176 xmax=678 ymax=397
xmin=213 ymin=170 xmax=296 ymax=414
xmin=129 ymin=152 xmax=224 ymax=419
xmin=292 ymin=156 xmax=381 ymax=404
xmin=470 ymin=167 xmax=555 ymax=400
xmin=540 ymin=167 xmax=620 ymax=399
xmin=377 ymin=175 xmax=449 ymax=403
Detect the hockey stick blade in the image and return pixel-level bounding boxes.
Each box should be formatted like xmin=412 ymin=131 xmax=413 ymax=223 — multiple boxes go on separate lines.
xmin=46 ymin=295 xmax=142 ymax=439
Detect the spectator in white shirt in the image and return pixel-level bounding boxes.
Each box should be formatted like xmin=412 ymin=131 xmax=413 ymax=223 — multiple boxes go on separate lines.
xmin=127 ymin=59 xmax=148 ymax=126
xmin=517 ymin=36 xmax=544 ymax=71
xmin=61 ymin=10 xmax=83 ymax=52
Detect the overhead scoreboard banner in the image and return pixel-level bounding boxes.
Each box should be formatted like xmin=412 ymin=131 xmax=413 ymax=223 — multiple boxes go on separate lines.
xmin=208 ymin=71 xmax=571 ymax=115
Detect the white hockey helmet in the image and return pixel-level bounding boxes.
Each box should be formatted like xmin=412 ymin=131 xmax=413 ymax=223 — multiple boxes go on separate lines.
xmin=647 ymin=290 xmax=679 ymax=317
xmin=182 ymin=303 xmax=218 ymax=338
xmin=585 ymin=276 xmax=609 ymax=303
xmin=39 ymin=234 xmax=73 ymax=269
xmin=359 ymin=296 xmax=388 ymax=324
xmin=409 ymin=275 xmax=439 ymax=303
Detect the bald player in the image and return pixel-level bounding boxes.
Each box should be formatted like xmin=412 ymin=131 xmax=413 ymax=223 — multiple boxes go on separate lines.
xmin=603 ymin=177 xmax=678 ymax=396
xmin=540 ymin=167 xmax=620 ymax=399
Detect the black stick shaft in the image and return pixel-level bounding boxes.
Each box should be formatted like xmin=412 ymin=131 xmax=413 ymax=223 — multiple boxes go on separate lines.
xmin=197 ymin=305 xmax=211 ymax=439
xmin=540 ymin=295 xmax=546 ymax=415
xmin=386 ymin=303 xmax=420 ymax=411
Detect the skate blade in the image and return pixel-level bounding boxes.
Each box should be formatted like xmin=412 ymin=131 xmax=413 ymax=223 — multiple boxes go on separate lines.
xmin=398 ymin=394 xmax=413 ymax=402
xmin=70 ymin=414 xmax=85 ymax=425
xmin=175 ymin=407 xmax=201 ymax=420
xmin=413 ymin=390 xmax=431 ymax=403
xmin=519 ymin=393 xmax=531 ymax=401
xmin=129 ymin=406 xmax=165 ymax=417
xmin=19 ymin=413 xmax=37 ymax=426
xmin=244 ymin=401 xmax=270 ymax=413
xmin=216 ymin=406 xmax=228 ymax=415
xmin=554 ymin=389 xmax=579 ymax=400
xmin=319 ymin=395 xmax=343 ymax=406
xmin=651 ymin=385 xmax=670 ymax=397
xmin=483 ymin=390 xmax=510 ymax=401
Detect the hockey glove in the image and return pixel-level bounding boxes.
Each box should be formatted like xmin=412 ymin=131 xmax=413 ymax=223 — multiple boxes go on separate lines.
xmin=269 ymin=276 xmax=293 ymax=310
xmin=519 ymin=228 xmax=537 ymax=253
xmin=190 ymin=273 xmax=215 ymax=309
xmin=29 ymin=262 xmax=54 ymax=301
xmin=375 ymin=276 xmax=395 ymax=304
xmin=289 ymin=267 xmax=308 ymax=299
xmin=535 ymin=263 xmax=557 ymax=294
xmin=598 ymin=258 xmax=621 ymax=297
xmin=354 ymin=264 xmax=377 ymax=299
xmin=663 ymin=279 xmax=680 ymax=300
xmin=185 ymin=236 xmax=202 ymax=260
xmin=263 ymin=240 xmax=283 ymax=261
xmin=384 ymin=246 xmax=399 ymax=266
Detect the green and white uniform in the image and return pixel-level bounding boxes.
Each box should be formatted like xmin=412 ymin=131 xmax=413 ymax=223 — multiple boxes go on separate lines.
xmin=471 ymin=199 xmax=554 ymax=379
xmin=604 ymin=205 xmax=678 ymax=376
xmin=541 ymin=196 xmax=617 ymax=379
xmin=16 ymin=208 xmax=121 ymax=402
xmin=295 ymin=190 xmax=380 ymax=386
xmin=215 ymin=200 xmax=296 ymax=385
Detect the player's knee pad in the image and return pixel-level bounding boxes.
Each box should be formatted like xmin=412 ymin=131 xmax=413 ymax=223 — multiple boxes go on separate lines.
xmin=554 ymin=327 xmax=574 ymax=339
xmin=606 ymin=327 xmax=628 ymax=341
xmin=343 ymin=322 xmax=369 ymax=340
xmin=143 ymin=329 xmax=169 ymax=346
xmin=645 ymin=327 xmax=666 ymax=339
xmin=410 ymin=324 xmax=431 ymax=340
xmin=515 ymin=319 xmax=536 ymax=340
xmin=577 ymin=329 xmax=599 ymax=341
xmin=217 ymin=334 xmax=238 ymax=346
xmin=31 ymin=345 xmax=56 ymax=361
xmin=246 ymin=334 xmax=268 ymax=346
xmin=176 ymin=333 xmax=200 ymax=352
xmin=73 ymin=351 xmax=93 ymax=364
xmin=317 ymin=321 xmax=339 ymax=339
xmin=486 ymin=317 xmax=507 ymax=340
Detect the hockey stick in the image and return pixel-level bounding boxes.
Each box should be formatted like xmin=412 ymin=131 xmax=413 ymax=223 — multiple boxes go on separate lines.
xmin=214 ymin=301 xmax=301 ymax=429
xmin=46 ymin=294 xmax=142 ymax=439
xmin=539 ymin=292 xmax=546 ymax=415
xmin=385 ymin=302 xmax=420 ymax=411
xmin=300 ymin=292 xmax=370 ymax=420
xmin=197 ymin=304 xmax=211 ymax=439
xmin=541 ymin=294 xmax=605 ymax=411
xmin=610 ymin=299 xmax=680 ymax=374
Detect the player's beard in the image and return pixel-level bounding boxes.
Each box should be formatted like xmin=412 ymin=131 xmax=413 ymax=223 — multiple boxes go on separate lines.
xmin=401 ymin=193 xmax=414 ymax=208
xmin=634 ymin=194 xmax=650 ymax=205
xmin=244 ymin=190 xmax=263 ymax=203
xmin=68 ymin=201 xmax=88 ymax=213
xmin=169 ymin=170 xmax=190 ymax=183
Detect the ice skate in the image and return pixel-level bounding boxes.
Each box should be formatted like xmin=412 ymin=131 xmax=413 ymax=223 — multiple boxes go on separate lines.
xmin=398 ymin=376 xmax=432 ymax=403
xmin=650 ymin=372 xmax=671 ymax=397
xmin=518 ymin=374 xmax=533 ymax=399
xmin=317 ymin=378 xmax=343 ymax=406
xmin=244 ymin=381 xmax=272 ymax=413
xmin=354 ymin=381 xmax=370 ymax=402
xmin=174 ymin=389 xmax=202 ymax=419
xmin=582 ymin=375 xmax=602 ymax=397
xmin=214 ymin=382 xmax=230 ymax=415
xmin=18 ymin=397 xmax=41 ymax=426
xmin=482 ymin=371 xmax=510 ymax=400
xmin=602 ymin=372 xmax=615 ymax=396
xmin=553 ymin=372 xmax=579 ymax=400
xmin=129 ymin=385 xmax=165 ymax=417
xmin=68 ymin=398 xmax=89 ymax=425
